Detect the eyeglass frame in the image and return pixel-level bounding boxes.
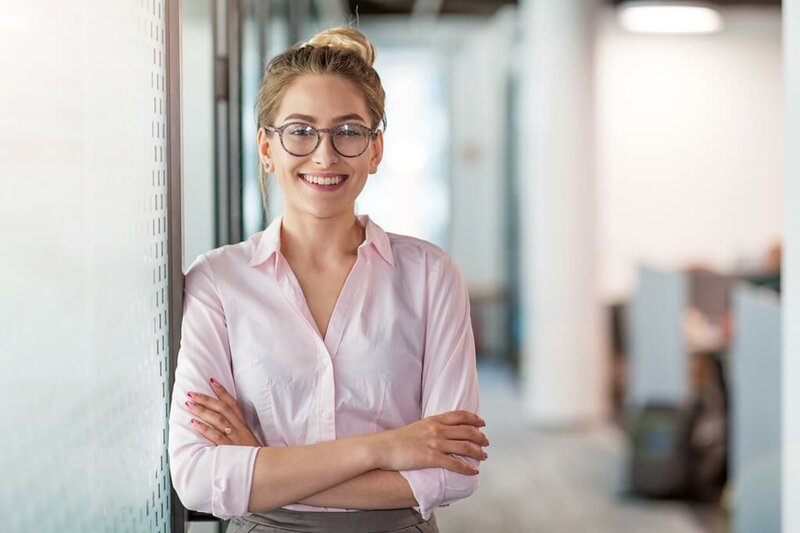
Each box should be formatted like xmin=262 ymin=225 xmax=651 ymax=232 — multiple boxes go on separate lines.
xmin=263 ymin=122 xmax=381 ymax=158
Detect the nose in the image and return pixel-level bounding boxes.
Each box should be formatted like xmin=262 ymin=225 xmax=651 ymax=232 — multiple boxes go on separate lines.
xmin=311 ymin=132 xmax=340 ymax=167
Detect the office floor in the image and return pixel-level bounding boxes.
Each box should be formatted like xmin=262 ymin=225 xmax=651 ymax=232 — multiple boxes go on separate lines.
xmin=435 ymin=362 xmax=716 ymax=533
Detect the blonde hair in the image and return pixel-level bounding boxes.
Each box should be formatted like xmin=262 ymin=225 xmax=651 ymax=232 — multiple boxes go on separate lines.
xmin=255 ymin=27 xmax=386 ymax=221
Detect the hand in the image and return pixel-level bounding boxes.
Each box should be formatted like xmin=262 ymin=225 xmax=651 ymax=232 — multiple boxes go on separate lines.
xmin=377 ymin=410 xmax=489 ymax=476
xmin=185 ymin=378 xmax=263 ymax=447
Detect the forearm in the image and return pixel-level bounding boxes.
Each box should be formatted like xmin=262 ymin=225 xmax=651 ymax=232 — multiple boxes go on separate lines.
xmin=298 ymin=470 xmax=416 ymax=509
xmin=248 ymin=433 xmax=382 ymax=513
xmin=245 ymin=410 xmax=486 ymax=514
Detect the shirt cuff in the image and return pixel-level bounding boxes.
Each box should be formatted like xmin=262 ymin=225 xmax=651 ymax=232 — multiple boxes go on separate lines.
xmin=398 ymin=468 xmax=446 ymax=521
xmin=211 ymin=445 xmax=260 ymax=519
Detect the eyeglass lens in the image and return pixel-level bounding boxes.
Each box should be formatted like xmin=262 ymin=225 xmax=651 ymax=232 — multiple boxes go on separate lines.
xmin=281 ymin=123 xmax=370 ymax=157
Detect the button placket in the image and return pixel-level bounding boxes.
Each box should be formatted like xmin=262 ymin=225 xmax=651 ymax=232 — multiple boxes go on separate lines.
xmin=318 ymin=355 xmax=337 ymax=440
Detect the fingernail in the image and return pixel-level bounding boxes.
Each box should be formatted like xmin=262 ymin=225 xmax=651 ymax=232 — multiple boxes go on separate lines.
xmin=185 ymin=400 xmax=195 ymax=408
xmin=210 ymin=378 xmax=217 ymax=386
xmin=187 ymin=392 xmax=195 ymax=399
xmin=191 ymin=419 xmax=198 ymax=425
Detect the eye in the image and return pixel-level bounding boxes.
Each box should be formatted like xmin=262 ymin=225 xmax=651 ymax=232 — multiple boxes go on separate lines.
xmin=286 ymin=124 xmax=316 ymax=137
xmin=335 ymin=124 xmax=367 ymax=137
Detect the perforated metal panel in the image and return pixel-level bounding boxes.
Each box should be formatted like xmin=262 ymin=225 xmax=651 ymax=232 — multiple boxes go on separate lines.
xmin=0 ymin=0 xmax=173 ymax=531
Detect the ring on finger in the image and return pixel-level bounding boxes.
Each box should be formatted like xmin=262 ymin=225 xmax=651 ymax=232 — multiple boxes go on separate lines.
xmin=224 ymin=426 xmax=232 ymax=436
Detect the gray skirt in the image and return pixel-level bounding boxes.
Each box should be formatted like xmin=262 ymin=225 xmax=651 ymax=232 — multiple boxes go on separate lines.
xmin=226 ymin=507 xmax=439 ymax=533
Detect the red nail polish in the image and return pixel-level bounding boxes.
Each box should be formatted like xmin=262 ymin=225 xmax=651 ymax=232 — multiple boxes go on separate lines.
xmin=210 ymin=378 xmax=217 ymax=386
xmin=191 ymin=419 xmax=197 ymax=425
xmin=187 ymin=392 xmax=194 ymax=399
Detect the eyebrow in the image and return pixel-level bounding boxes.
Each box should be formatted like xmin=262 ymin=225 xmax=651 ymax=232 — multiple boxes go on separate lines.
xmin=282 ymin=113 xmax=368 ymax=124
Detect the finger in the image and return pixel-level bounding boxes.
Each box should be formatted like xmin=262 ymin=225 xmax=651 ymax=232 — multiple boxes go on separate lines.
xmin=444 ymin=425 xmax=490 ymax=446
xmin=185 ymin=400 xmax=235 ymax=437
xmin=444 ymin=410 xmax=484 ymax=427
xmin=188 ymin=391 xmax=246 ymax=426
xmin=190 ymin=418 xmax=229 ymax=445
xmin=440 ymin=440 xmax=487 ymax=462
xmin=209 ymin=378 xmax=247 ymax=422
xmin=439 ymin=454 xmax=480 ymax=476
xmin=438 ymin=410 xmax=485 ymax=428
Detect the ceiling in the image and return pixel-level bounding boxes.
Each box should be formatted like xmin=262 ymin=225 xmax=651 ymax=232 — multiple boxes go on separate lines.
xmin=347 ymin=0 xmax=516 ymax=17
xmin=347 ymin=0 xmax=781 ymax=17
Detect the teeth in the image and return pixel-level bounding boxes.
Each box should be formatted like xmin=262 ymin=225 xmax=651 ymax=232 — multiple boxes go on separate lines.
xmin=301 ymin=175 xmax=345 ymax=186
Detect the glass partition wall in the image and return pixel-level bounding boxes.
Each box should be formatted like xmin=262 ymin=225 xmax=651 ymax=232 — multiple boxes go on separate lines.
xmin=0 ymin=0 xmax=181 ymax=531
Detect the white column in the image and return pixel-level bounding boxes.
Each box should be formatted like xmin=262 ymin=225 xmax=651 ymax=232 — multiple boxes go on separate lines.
xmin=518 ymin=0 xmax=608 ymax=425
xmin=783 ymin=0 xmax=800 ymax=529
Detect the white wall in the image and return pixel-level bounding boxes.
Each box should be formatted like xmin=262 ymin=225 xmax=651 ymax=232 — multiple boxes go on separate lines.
xmin=597 ymin=7 xmax=784 ymax=301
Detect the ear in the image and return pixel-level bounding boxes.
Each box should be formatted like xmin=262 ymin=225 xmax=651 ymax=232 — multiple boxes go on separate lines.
xmin=257 ymin=127 xmax=274 ymax=167
xmin=368 ymin=130 xmax=384 ymax=174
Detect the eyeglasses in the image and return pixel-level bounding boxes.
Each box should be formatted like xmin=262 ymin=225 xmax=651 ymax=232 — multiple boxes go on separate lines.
xmin=264 ymin=122 xmax=379 ymax=158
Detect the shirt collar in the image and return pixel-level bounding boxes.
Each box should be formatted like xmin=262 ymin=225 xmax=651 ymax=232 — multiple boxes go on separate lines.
xmin=358 ymin=214 xmax=395 ymax=267
xmin=248 ymin=214 xmax=395 ymax=268
xmin=247 ymin=214 xmax=283 ymax=268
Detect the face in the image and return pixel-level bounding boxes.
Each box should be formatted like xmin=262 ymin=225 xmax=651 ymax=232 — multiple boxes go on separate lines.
xmin=257 ymin=74 xmax=384 ymax=222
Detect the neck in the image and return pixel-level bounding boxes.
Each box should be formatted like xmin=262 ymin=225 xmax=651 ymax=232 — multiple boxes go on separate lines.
xmin=280 ymin=209 xmax=365 ymax=267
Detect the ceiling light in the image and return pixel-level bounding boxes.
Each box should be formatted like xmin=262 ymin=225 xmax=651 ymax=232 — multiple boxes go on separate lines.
xmin=618 ymin=1 xmax=724 ymax=35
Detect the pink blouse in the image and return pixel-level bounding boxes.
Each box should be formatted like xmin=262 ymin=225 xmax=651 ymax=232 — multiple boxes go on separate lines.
xmin=167 ymin=214 xmax=480 ymax=521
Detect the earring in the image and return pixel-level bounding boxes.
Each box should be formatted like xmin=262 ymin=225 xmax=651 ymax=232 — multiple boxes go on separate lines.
xmin=263 ymin=161 xmax=272 ymax=173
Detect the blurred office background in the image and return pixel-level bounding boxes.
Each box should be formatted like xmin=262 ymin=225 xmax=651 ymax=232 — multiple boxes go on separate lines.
xmin=2 ymin=0 xmax=800 ymax=532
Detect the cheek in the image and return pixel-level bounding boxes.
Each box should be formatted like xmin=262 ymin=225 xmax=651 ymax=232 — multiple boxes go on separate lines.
xmin=271 ymin=167 xmax=296 ymax=192
xmin=274 ymin=158 xmax=301 ymax=179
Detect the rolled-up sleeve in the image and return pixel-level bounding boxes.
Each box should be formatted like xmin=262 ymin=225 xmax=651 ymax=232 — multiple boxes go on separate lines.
xmin=398 ymin=253 xmax=481 ymax=520
xmin=167 ymin=254 xmax=260 ymax=519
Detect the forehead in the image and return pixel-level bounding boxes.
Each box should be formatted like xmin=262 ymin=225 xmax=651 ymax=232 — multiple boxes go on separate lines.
xmin=276 ymin=74 xmax=370 ymax=124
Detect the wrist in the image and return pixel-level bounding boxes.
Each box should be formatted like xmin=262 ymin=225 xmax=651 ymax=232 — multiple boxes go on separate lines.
xmin=358 ymin=430 xmax=391 ymax=471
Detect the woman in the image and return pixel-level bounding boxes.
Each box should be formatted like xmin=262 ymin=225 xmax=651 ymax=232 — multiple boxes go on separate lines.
xmin=168 ymin=27 xmax=488 ymax=533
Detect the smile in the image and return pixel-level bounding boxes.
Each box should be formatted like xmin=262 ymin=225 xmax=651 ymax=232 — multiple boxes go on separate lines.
xmin=299 ymin=173 xmax=349 ymax=191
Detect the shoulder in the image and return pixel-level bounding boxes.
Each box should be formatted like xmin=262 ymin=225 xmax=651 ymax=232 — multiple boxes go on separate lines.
xmin=386 ymin=232 xmax=464 ymax=284
xmin=388 ymin=232 xmax=450 ymax=265
xmin=186 ymin=232 xmax=261 ymax=279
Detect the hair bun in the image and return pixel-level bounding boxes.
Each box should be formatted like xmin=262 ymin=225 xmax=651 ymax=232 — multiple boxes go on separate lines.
xmin=302 ymin=27 xmax=375 ymax=67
